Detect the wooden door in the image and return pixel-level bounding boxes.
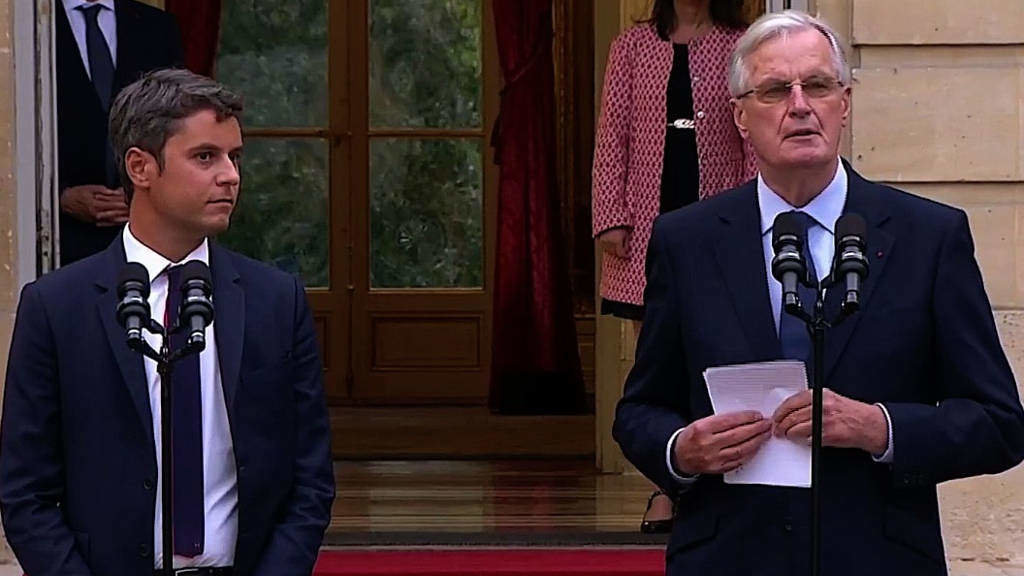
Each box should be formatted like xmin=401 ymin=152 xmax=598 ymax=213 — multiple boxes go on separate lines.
xmin=346 ymin=0 xmax=499 ymax=405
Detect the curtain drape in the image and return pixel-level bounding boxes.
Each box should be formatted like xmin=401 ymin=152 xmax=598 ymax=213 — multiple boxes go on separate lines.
xmin=489 ymin=0 xmax=584 ymax=414
xmin=165 ymin=0 xmax=222 ymax=77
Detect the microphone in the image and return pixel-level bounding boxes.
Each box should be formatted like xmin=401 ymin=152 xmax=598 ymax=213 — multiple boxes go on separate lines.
xmin=175 ymin=260 xmax=214 ymax=351
xmin=116 ymin=263 xmax=151 ymax=348
xmin=772 ymin=212 xmax=809 ymax=313
xmin=833 ymin=213 xmax=869 ymax=313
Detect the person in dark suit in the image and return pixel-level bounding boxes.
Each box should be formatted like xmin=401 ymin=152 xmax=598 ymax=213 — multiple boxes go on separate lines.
xmin=0 ymin=69 xmax=335 ymax=576
xmin=57 ymin=0 xmax=184 ymax=265
xmin=613 ymin=10 xmax=1024 ymax=576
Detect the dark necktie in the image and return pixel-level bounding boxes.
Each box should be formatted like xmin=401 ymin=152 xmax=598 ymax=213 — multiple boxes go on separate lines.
xmin=78 ymin=4 xmax=119 ymax=188
xmin=164 ymin=265 xmax=205 ymax=557
xmin=78 ymin=4 xmax=114 ymax=110
xmin=778 ymin=211 xmax=819 ymax=368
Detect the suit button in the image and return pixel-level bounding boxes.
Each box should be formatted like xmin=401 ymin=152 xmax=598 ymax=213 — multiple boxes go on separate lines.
xmin=138 ymin=542 xmax=150 ymax=557
xmin=143 ymin=479 xmax=154 ymax=490
xmin=784 ymin=523 xmax=793 ymax=532
xmin=239 ymin=465 xmax=247 ymax=475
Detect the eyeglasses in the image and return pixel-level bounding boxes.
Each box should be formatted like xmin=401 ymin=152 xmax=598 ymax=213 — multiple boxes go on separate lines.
xmin=737 ymin=76 xmax=845 ymax=104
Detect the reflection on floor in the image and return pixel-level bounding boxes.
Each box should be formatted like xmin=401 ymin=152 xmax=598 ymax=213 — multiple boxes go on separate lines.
xmin=328 ymin=459 xmax=666 ymax=546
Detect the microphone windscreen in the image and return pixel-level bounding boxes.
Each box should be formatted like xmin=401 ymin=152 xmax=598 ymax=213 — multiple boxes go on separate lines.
xmin=179 ymin=260 xmax=212 ymax=286
xmin=117 ymin=262 xmax=151 ymax=298
xmin=772 ymin=211 xmax=804 ymax=247
xmin=836 ymin=213 xmax=867 ymax=241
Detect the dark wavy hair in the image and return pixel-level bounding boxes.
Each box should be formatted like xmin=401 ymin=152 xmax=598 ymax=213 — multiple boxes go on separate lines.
xmin=109 ymin=68 xmax=244 ymax=203
xmin=643 ymin=0 xmax=749 ymax=39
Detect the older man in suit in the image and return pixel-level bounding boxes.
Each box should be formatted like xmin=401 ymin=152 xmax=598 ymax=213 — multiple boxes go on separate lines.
xmin=57 ymin=0 xmax=184 ymax=264
xmin=0 ymin=69 xmax=334 ymax=576
xmin=613 ymin=10 xmax=1024 ymax=576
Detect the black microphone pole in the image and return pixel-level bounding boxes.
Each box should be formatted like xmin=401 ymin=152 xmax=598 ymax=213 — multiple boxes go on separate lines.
xmin=160 ymin=261 xmax=213 ymax=576
xmin=810 ymin=289 xmax=826 ymax=576
xmin=115 ymin=262 xmax=175 ymax=576
xmin=157 ymin=343 xmax=175 ymax=576
xmin=119 ymin=262 xmax=213 ymax=576
xmin=806 ymin=213 xmax=868 ymax=576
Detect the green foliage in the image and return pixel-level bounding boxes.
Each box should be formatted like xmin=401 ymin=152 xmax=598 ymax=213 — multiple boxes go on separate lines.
xmin=212 ymin=0 xmax=484 ymax=289
xmin=219 ymin=138 xmax=330 ymax=287
xmin=370 ymin=0 xmax=482 ymax=128
xmin=370 ymin=138 xmax=482 ymax=288
xmin=217 ymin=0 xmax=328 ymax=127
xmin=369 ymin=0 xmax=485 ymax=287
xmin=214 ymin=0 xmax=330 ymax=287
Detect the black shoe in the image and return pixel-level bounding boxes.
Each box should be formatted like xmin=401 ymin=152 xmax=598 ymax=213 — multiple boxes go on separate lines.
xmin=640 ymin=490 xmax=674 ymax=534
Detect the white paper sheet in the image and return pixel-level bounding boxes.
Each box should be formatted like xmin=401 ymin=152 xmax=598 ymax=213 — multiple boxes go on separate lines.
xmin=704 ymin=360 xmax=811 ymax=488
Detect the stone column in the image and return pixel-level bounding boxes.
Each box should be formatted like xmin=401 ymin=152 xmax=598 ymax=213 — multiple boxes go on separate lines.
xmin=0 ymin=0 xmax=18 ymax=566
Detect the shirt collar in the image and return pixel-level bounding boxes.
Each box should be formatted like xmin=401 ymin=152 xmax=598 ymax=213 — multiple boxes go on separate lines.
xmin=64 ymin=0 xmax=115 ymax=13
xmin=758 ymin=160 xmax=847 ymax=236
xmin=122 ymin=224 xmax=210 ymax=283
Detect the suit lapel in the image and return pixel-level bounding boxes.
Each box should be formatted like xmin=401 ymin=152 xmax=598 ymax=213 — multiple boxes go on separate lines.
xmin=210 ymin=244 xmax=244 ymax=413
xmin=823 ymin=164 xmax=894 ymax=383
xmin=95 ymin=241 xmax=153 ymax=446
xmin=713 ymin=183 xmax=782 ymax=361
xmin=56 ymin=1 xmax=104 ymax=111
xmin=113 ymin=0 xmax=142 ymax=91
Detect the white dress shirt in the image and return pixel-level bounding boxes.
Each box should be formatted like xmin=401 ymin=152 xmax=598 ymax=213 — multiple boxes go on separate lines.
xmin=123 ymin=226 xmax=238 ymax=569
xmin=666 ymin=161 xmax=892 ymax=484
xmin=62 ymin=0 xmax=118 ymax=79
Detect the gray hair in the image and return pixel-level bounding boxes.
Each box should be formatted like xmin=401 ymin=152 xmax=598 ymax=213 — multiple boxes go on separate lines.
xmin=109 ymin=68 xmax=244 ymax=202
xmin=728 ymin=10 xmax=850 ymax=97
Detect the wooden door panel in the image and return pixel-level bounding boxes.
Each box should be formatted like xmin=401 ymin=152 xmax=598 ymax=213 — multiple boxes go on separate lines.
xmin=371 ymin=315 xmax=481 ymax=369
xmin=308 ymin=290 xmax=349 ymax=404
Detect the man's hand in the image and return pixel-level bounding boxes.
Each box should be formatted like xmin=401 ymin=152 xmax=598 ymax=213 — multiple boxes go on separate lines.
xmin=598 ymin=228 xmax=630 ymax=259
xmin=772 ymin=389 xmax=888 ymax=455
xmin=60 ymin=185 xmax=129 ymax=226
xmin=673 ymin=411 xmax=772 ymax=475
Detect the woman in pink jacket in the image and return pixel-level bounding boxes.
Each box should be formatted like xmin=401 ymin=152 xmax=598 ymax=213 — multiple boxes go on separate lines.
xmin=592 ymin=0 xmax=757 ymax=532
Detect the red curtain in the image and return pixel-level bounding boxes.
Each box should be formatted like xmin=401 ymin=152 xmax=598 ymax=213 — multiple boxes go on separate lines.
xmin=489 ymin=0 xmax=584 ymax=414
xmin=165 ymin=0 xmax=222 ymax=77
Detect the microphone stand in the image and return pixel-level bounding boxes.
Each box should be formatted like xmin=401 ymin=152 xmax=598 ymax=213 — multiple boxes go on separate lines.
xmin=127 ymin=321 xmax=204 ymax=576
xmin=784 ymin=279 xmax=857 ymax=576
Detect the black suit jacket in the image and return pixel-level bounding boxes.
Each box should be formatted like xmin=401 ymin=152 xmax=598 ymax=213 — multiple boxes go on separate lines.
xmin=613 ymin=163 xmax=1024 ymax=576
xmin=0 ymin=241 xmax=335 ymax=576
xmin=56 ymin=0 xmax=183 ymax=264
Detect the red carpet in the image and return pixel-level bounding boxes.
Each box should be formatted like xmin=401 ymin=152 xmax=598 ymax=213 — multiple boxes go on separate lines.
xmin=314 ymin=549 xmax=665 ymax=575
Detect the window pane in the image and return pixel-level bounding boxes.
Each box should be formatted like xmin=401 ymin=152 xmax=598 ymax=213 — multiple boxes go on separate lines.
xmin=216 ymin=0 xmax=328 ymax=127
xmin=218 ymin=138 xmax=329 ymax=288
xmin=370 ymin=138 xmax=482 ymax=288
xmin=369 ymin=0 xmax=482 ymax=129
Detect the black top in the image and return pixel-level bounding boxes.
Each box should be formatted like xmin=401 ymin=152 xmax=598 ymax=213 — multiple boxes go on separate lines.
xmin=659 ymin=43 xmax=700 ymax=213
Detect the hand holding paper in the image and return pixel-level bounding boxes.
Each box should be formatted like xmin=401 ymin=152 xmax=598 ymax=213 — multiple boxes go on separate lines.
xmin=672 ymin=410 xmax=772 ymax=476
xmin=773 ymin=387 xmax=890 ymax=456
xmin=703 ymin=360 xmax=811 ymax=488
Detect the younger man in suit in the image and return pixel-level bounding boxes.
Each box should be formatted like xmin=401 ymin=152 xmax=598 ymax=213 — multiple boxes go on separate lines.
xmin=0 ymin=69 xmax=334 ymax=576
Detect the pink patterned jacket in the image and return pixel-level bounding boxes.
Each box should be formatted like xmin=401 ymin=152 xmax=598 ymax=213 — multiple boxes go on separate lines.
xmin=592 ymin=24 xmax=757 ymax=306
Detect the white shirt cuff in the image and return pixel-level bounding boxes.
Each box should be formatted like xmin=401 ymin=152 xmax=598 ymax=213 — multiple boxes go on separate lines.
xmin=871 ymin=403 xmax=894 ymax=463
xmin=666 ymin=427 xmax=700 ymax=485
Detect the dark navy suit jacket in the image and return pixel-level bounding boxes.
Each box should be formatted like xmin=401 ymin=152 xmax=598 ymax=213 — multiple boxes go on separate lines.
xmin=56 ymin=0 xmax=183 ymax=264
xmin=0 ymin=240 xmax=335 ymax=576
xmin=613 ymin=164 xmax=1024 ymax=576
